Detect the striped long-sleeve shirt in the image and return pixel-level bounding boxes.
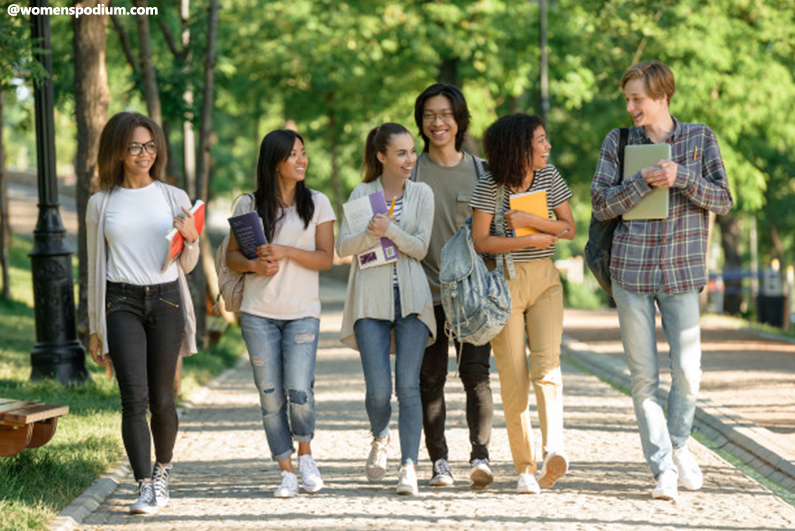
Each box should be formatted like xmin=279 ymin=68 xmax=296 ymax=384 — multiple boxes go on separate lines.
xmin=591 ymin=117 xmax=733 ymax=294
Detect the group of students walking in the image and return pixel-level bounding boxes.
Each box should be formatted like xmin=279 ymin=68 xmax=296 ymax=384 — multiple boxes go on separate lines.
xmin=86 ymin=59 xmax=732 ymax=514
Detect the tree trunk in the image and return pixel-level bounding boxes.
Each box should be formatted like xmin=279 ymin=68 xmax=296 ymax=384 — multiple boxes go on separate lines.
xmin=718 ymin=213 xmax=743 ymax=315
xmin=0 ymin=90 xmax=9 ymax=300
xmin=191 ymin=0 xmax=221 ymax=348
xmin=133 ymin=0 xmax=162 ymax=127
xmin=437 ymin=57 xmax=459 ymax=87
xmin=73 ymin=2 xmax=109 ymax=342
xmin=325 ymin=94 xmax=344 ymax=219
xmin=181 ymin=0 xmax=197 ymax=198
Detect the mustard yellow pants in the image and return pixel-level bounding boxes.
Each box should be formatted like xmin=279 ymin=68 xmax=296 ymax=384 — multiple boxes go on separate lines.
xmin=490 ymin=258 xmax=564 ymax=474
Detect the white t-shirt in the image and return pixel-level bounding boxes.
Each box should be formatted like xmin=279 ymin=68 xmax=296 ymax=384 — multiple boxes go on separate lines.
xmin=104 ymin=183 xmax=179 ymax=285
xmin=236 ymin=190 xmax=336 ymax=320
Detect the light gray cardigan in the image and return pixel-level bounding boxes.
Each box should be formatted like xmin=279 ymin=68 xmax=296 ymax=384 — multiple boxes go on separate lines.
xmin=87 ymin=181 xmax=199 ymax=357
xmin=336 ymin=177 xmax=436 ymax=351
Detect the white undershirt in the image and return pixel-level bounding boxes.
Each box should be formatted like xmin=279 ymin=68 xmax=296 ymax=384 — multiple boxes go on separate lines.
xmin=104 ymin=183 xmax=179 ymax=285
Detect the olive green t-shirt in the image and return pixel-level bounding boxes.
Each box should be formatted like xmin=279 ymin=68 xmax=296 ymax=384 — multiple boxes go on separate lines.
xmin=414 ymin=151 xmax=483 ymax=303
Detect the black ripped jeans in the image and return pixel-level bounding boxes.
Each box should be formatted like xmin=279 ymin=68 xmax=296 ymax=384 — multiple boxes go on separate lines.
xmin=105 ymin=281 xmax=184 ymax=480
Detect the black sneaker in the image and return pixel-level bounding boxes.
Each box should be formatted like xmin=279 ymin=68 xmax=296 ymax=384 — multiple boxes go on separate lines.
xmin=152 ymin=462 xmax=172 ymax=507
xmin=429 ymin=458 xmax=454 ymax=487
xmin=129 ymin=480 xmax=158 ymax=515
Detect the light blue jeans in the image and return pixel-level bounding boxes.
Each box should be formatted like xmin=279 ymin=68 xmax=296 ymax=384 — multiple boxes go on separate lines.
xmin=240 ymin=313 xmax=320 ymax=462
xmin=612 ymin=283 xmax=702 ymax=478
xmin=354 ymin=288 xmax=429 ymax=466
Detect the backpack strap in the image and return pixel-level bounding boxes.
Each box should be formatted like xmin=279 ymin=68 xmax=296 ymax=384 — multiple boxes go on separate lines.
xmin=617 ymin=128 xmax=629 ymax=184
xmin=494 ymin=185 xmax=516 ymax=280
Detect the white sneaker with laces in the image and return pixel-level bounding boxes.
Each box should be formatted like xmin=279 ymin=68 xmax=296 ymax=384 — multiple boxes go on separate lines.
xmin=538 ymin=451 xmax=568 ymax=488
xmin=152 ymin=462 xmax=172 ymax=508
xmin=129 ymin=479 xmax=159 ymax=515
xmin=673 ymin=446 xmax=703 ymax=490
xmin=396 ymin=465 xmax=419 ymax=495
xmin=429 ymin=458 xmax=454 ymax=487
xmin=366 ymin=437 xmax=389 ymax=482
xmin=469 ymin=458 xmax=494 ymax=490
xmin=516 ymin=472 xmax=540 ymax=494
xmin=298 ymin=454 xmax=324 ymax=493
xmin=274 ymin=470 xmax=299 ymax=498
xmin=652 ymin=469 xmax=679 ymax=501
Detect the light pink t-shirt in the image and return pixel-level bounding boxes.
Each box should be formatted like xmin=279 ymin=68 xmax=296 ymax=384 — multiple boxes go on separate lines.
xmin=236 ymin=190 xmax=335 ymax=320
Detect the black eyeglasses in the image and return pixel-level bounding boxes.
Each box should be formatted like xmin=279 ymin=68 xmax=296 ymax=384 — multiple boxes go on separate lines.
xmin=127 ymin=141 xmax=157 ymax=156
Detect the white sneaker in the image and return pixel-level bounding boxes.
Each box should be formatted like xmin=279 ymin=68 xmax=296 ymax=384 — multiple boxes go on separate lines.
xmin=129 ymin=480 xmax=159 ymax=515
xmin=469 ymin=458 xmax=494 ymax=490
xmin=516 ymin=472 xmax=540 ymax=494
xmin=673 ymin=446 xmax=703 ymax=490
xmin=652 ymin=469 xmax=678 ymax=501
xmin=151 ymin=462 xmax=172 ymax=508
xmin=366 ymin=437 xmax=389 ymax=482
xmin=298 ymin=454 xmax=324 ymax=493
xmin=396 ymin=465 xmax=419 ymax=495
xmin=538 ymin=451 xmax=568 ymax=488
xmin=274 ymin=470 xmax=298 ymax=498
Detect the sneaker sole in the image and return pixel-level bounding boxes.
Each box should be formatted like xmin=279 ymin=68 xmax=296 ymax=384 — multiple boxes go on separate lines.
xmin=396 ymin=487 xmax=418 ymax=495
xmin=367 ymin=469 xmax=386 ymax=482
xmin=516 ymin=487 xmax=540 ymax=494
xmin=652 ymin=490 xmax=678 ymax=502
xmin=130 ymin=506 xmax=159 ymax=515
xmin=274 ymin=491 xmax=297 ymax=498
xmin=303 ymin=481 xmax=324 ymax=494
xmin=538 ymin=454 xmax=567 ymax=488
xmin=470 ymin=468 xmax=494 ymax=490
xmin=429 ymin=476 xmax=454 ymax=487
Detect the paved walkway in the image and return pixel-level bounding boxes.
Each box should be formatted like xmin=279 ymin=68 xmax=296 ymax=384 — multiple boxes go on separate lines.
xmin=68 ymin=278 xmax=795 ymax=531
xmin=14 ymin=181 xmax=793 ymax=528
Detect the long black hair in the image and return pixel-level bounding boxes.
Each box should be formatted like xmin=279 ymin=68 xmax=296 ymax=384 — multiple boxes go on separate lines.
xmin=483 ymin=114 xmax=545 ymax=190
xmin=253 ymin=129 xmax=315 ymax=243
xmin=413 ymin=83 xmax=470 ymax=153
xmin=362 ymin=123 xmax=412 ymax=183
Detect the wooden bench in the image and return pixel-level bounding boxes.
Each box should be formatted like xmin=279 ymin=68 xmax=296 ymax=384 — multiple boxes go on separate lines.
xmin=0 ymin=398 xmax=69 ymax=457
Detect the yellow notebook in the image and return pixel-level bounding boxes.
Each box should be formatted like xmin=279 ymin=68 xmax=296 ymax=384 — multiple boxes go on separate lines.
xmin=509 ymin=190 xmax=548 ymax=237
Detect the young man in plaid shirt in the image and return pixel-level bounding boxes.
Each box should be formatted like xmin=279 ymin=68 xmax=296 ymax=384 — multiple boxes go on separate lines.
xmin=591 ymin=60 xmax=733 ymax=501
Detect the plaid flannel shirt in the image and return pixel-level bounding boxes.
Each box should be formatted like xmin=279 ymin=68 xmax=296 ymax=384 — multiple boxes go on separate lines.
xmin=591 ymin=117 xmax=733 ymax=294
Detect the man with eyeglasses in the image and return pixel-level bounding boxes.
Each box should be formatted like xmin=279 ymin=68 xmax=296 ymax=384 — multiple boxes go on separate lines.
xmin=412 ymin=83 xmax=495 ymax=490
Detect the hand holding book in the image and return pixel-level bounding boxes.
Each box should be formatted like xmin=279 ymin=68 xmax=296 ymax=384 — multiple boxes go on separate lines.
xmin=162 ymin=200 xmax=205 ymax=272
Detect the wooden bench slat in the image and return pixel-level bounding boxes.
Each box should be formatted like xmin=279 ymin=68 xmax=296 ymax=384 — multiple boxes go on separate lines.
xmin=0 ymin=400 xmax=38 ymax=415
xmin=0 ymin=403 xmax=69 ymax=425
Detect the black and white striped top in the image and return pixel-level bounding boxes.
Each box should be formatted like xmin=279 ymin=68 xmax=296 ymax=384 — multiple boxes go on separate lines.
xmin=470 ymin=165 xmax=572 ymax=262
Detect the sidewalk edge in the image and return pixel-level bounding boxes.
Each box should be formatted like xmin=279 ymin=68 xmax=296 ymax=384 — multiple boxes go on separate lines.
xmin=46 ymin=356 xmax=248 ymax=531
xmin=561 ymin=335 xmax=795 ymax=493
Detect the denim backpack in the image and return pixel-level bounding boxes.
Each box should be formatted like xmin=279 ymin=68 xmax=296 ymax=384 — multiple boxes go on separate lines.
xmin=439 ymin=185 xmax=514 ymax=346
xmin=585 ymin=128 xmax=628 ymax=296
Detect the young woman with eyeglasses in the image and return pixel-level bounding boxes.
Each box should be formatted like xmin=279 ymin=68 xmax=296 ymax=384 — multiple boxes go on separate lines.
xmin=87 ymin=112 xmax=200 ymax=515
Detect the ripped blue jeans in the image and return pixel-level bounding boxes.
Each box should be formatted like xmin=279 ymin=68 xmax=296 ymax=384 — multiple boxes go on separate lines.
xmin=240 ymin=313 xmax=319 ymax=462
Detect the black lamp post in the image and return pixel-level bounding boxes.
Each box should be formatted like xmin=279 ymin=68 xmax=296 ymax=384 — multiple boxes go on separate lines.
xmin=28 ymin=0 xmax=88 ymax=384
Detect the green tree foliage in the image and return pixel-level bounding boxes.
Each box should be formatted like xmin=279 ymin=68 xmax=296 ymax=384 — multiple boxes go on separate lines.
xmin=5 ymin=0 xmax=794 ymax=269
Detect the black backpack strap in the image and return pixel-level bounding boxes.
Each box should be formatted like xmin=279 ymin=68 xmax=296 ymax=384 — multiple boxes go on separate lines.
xmin=617 ymin=128 xmax=629 ymax=184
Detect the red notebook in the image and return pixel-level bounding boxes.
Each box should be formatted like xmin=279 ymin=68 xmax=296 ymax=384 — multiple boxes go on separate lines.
xmin=162 ymin=200 xmax=205 ymax=272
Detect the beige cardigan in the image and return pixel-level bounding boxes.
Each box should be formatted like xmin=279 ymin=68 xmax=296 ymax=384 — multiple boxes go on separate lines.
xmin=87 ymin=181 xmax=200 ymax=357
xmin=336 ymin=178 xmax=436 ymax=351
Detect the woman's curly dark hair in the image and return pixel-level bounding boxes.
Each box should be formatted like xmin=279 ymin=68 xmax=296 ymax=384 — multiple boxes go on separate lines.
xmin=483 ymin=114 xmax=545 ymax=190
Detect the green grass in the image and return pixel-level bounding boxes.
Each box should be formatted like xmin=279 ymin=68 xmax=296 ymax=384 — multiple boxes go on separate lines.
xmin=0 ymin=235 xmax=245 ymax=531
